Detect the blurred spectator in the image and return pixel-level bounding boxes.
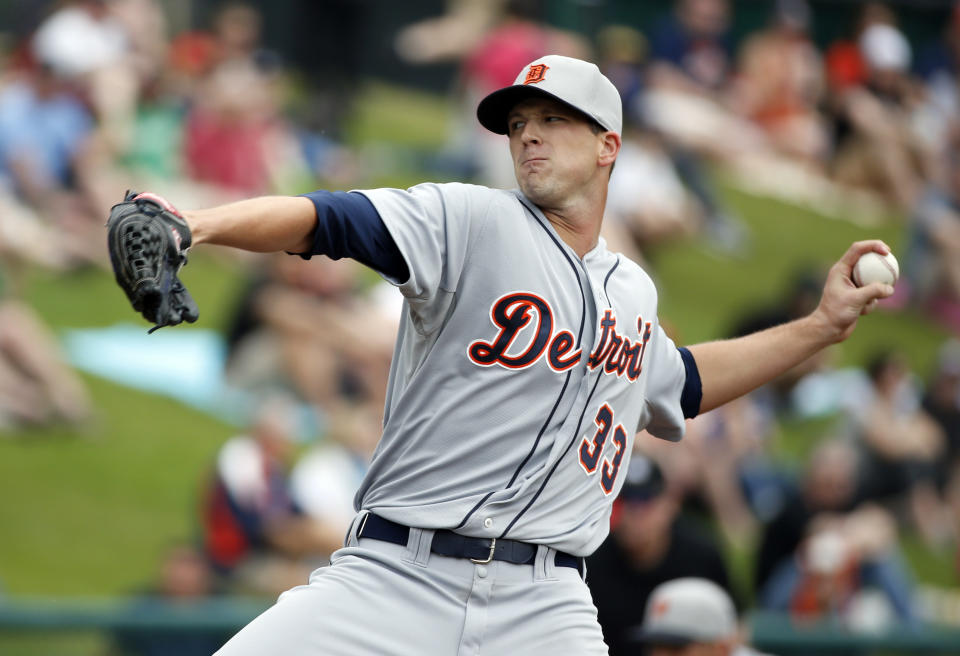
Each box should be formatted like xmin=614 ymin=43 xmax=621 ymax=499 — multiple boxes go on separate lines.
xmin=923 ymin=340 xmax=960 ymax=483
xmin=0 ymin=63 xmax=92 ymax=197
xmin=824 ymin=3 xmax=894 ymax=96
xmin=828 ymin=19 xmax=934 ymax=210
xmin=630 ymin=578 xmax=766 ymax=656
xmin=208 ymin=3 xmax=277 ymax=69
xmin=596 ymin=24 xmax=647 ymax=124
xmin=757 ymin=440 xmax=918 ymax=629
xmin=181 ymin=3 xmax=307 ymax=195
xmin=915 ymin=3 xmax=960 ymax=153
xmin=587 ymin=456 xmax=735 ymax=656
xmin=31 ymin=0 xmax=151 ymax=159
xmin=457 ymin=0 xmax=589 ymax=101
xmin=755 ymin=439 xmax=862 ymax=593
xmin=648 ymin=0 xmax=733 ymax=94
xmin=111 ymin=544 xmax=231 ymax=656
xmin=0 ymin=58 xmax=108 ymax=266
xmin=922 ymin=340 xmax=960 ymax=554
xmin=0 ymin=257 xmax=92 ymax=431
xmin=224 ymin=255 xmax=397 ymax=409
xmin=642 ymin=0 xmax=768 ymax=163
xmin=289 ymin=399 xmax=381 ymax=562
xmin=393 ymin=0 xmax=505 ymax=65
xmin=732 ymin=0 xmax=828 ymax=164
xmin=849 ymin=350 xmax=950 ymax=547
xmin=603 ymin=125 xmax=700 ymax=263
xmin=109 ymin=0 xmax=168 ymax=82
xmin=597 ymin=22 xmax=746 ymax=258
xmin=642 ymin=382 xmax=782 ymax=546
xmin=681 ymin=390 xmax=784 ymax=545
xmin=907 ymin=147 xmax=960 ymax=325
xmin=761 ymin=506 xmax=917 ymax=631
xmin=200 ymin=395 xmax=330 ymax=595
xmin=167 ymin=3 xmax=270 ymax=97
xmin=597 ymin=26 xmax=701 ymax=261
xmin=31 ymin=1 xmax=127 ymax=79
xmin=184 ymin=59 xmax=279 ymax=193
xmin=22 ymin=0 xmax=242 ymax=222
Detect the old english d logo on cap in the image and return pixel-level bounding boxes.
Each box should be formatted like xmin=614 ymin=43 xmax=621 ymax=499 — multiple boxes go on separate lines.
xmin=523 ymin=63 xmax=549 ymax=84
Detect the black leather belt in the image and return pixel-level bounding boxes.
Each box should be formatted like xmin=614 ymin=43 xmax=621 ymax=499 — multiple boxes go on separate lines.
xmin=357 ymin=513 xmax=584 ymax=573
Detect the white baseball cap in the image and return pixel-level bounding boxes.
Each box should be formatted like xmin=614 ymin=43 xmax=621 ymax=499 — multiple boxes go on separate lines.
xmin=634 ymin=578 xmax=737 ymax=646
xmin=476 ymin=55 xmax=622 ymax=135
xmin=859 ymin=24 xmax=911 ymax=72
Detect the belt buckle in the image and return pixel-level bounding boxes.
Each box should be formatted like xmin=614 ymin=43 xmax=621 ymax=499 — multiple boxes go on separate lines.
xmin=470 ymin=538 xmax=496 ymax=564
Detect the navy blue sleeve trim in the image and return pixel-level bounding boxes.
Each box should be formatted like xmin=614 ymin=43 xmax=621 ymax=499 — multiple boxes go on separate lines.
xmin=295 ymin=190 xmax=409 ymax=282
xmin=677 ymin=347 xmax=702 ymax=419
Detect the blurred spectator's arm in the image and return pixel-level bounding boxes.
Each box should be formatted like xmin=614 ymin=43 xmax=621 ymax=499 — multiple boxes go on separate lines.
xmin=263 ymin=515 xmax=345 ymax=558
xmin=6 ymin=156 xmax=55 ymax=206
xmin=394 ymin=2 xmax=498 ymax=63
xmin=842 ymin=88 xmax=896 ymax=139
xmin=842 ymin=87 xmax=920 ymax=149
xmin=926 ymin=205 xmax=960 ymax=253
xmin=0 ymin=300 xmax=92 ymax=424
xmin=859 ymin=401 xmax=944 ymax=460
xmin=843 ymin=505 xmax=897 ymax=559
xmin=646 ymin=60 xmax=713 ymax=98
xmin=255 ymin=287 xmax=395 ymax=362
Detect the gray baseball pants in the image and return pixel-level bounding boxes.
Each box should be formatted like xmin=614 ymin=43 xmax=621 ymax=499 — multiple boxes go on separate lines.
xmin=215 ymin=512 xmax=609 ymax=655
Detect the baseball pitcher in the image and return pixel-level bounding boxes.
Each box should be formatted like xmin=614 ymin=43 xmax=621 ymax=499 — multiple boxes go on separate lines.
xmin=107 ymin=55 xmax=894 ymax=655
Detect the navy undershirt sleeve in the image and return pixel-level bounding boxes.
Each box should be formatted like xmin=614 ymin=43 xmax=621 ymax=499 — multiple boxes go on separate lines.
xmin=295 ymin=190 xmax=409 ymax=282
xmin=677 ymin=346 xmax=703 ymax=419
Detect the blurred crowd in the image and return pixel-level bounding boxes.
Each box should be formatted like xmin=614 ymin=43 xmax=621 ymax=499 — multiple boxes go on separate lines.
xmin=2 ymin=0 xmax=960 ymax=654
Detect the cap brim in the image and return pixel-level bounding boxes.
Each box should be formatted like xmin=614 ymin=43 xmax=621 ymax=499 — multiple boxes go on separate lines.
xmin=476 ymin=85 xmax=595 ymax=135
xmin=619 ymin=483 xmax=665 ymax=503
xmin=628 ymin=628 xmax=695 ymax=647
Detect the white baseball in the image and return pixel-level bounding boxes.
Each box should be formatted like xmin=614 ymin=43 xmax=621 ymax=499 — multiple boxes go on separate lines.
xmin=852 ymin=251 xmax=899 ymax=287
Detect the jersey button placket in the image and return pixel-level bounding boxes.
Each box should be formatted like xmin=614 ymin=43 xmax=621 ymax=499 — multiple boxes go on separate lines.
xmin=483 ymin=517 xmax=494 ymax=529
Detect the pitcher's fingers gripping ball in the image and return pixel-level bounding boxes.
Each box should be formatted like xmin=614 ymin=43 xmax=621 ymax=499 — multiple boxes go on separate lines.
xmin=106 ymin=191 xmax=199 ymax=333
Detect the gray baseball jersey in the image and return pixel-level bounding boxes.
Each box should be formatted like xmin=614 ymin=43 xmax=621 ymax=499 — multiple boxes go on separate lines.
xmin=355 ymin=181 xmax=690 ymax=557
xmin=216 ymin=182 xmax=696 ymax=656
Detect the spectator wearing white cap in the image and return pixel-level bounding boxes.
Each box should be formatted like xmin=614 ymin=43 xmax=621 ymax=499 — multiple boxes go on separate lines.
xmin=632 ymin=577 xmax=767 ymax=656
xmin=830 ymin=18 xmax=936 ymax=210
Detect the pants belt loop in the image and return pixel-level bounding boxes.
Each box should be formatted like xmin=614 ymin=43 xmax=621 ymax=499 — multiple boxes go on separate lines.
xmin=533 ymin=544 xmax=553 ymax=581
xmin=406 ymin=527 xmax=434 ymax=567
xmin=346 ymin=510 xmax=370 ymax=548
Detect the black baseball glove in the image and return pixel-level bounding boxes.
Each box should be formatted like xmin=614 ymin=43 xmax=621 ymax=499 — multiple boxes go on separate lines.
xmin=106 ymin=191 xmax=199 ymax=333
